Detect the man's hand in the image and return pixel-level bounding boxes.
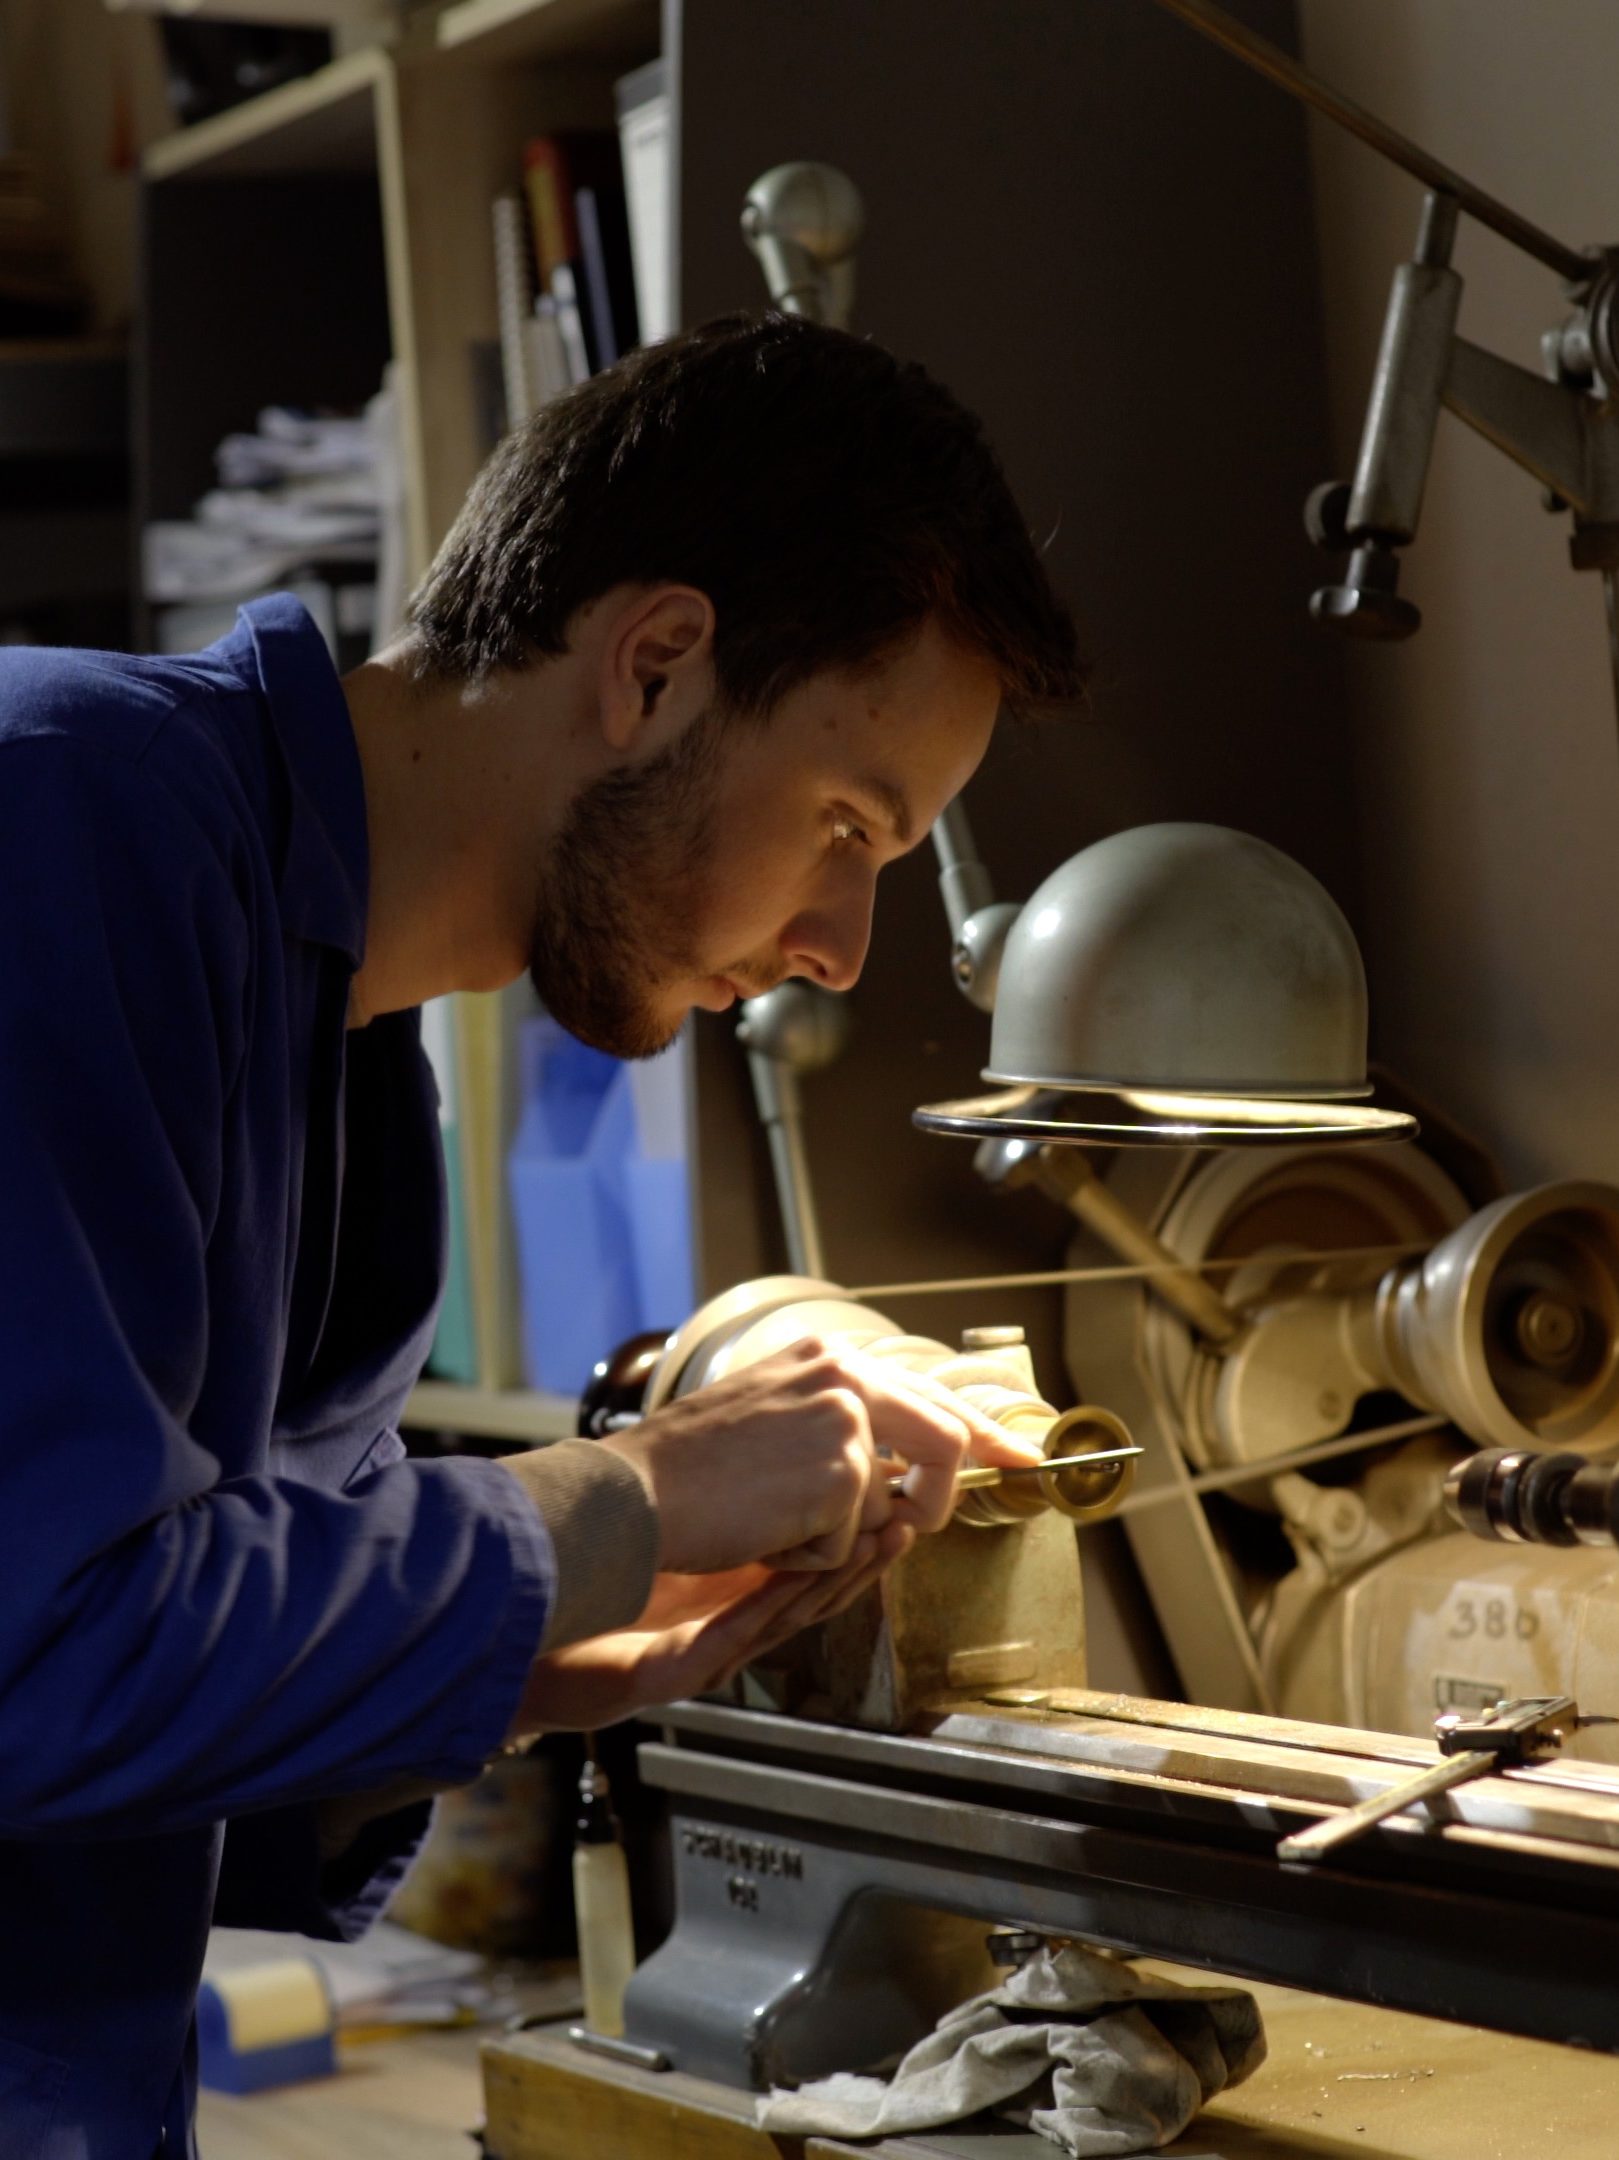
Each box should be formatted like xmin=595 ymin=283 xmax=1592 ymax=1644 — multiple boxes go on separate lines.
xmin=506 ymin=1524 xmax=913 ymax=1738
xmin=599 ymin=1337 xmax=1044 ymax=1576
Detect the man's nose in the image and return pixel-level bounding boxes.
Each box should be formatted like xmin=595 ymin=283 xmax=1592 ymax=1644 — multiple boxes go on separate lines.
xmin=783 ymin=885 xmax=875 ymax=993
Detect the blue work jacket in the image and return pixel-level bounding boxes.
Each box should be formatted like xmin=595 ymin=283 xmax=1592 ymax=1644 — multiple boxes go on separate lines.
xmin=0 ymin=596 xmax=554 ymax=2156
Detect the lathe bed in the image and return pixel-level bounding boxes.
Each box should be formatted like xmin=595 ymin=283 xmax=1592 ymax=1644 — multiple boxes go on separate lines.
xmin=617 ymin=1689 xmax=1619 ymax=2089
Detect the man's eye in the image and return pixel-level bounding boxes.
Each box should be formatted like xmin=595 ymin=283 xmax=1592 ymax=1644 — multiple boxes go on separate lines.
xmin=830 ymin=815 xmax=869 ymax=847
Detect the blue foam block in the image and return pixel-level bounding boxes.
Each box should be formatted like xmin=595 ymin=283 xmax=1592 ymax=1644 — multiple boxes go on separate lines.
xmin=196 ymin=1978 xmax=337 ymax=2095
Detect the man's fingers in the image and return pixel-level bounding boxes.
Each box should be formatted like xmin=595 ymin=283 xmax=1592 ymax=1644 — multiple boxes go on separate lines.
xmin=516 ymin=1525 xmax=919 ymax=1729
xmin=612 ymin=1327 xmax=1063 ymax=1579
xmin=807 ymin=1356 xmax=967 ymax=1533
xmin=962 ymin=1425 xmax=1046 ymax=1469
xmin=874 ymin=1519 xmax=915 ymax=1567
xmin=744 ymin=1536 xmax=898 ymax=1664
xmin=682 ymin=1565 xmax=853 ymax=1692
xmin=653 ymin=1518 xmax=921 ymax=1700
xmin=635 ymin=1564 xmax=774 ymax=1630
xmin=795 ymin=1346 xmax=1057 ymax=1534
xmin=760 ymin=1527 xmax=857 ymax=1572
xmin=863 ymin=1357 xmax=1045 ymax=1470
xmin=811 ymin=1523 xmax=913 ymax=1624
xmin=659 ymin=1571 xmax=815 ymax=1693
xmin=757 ymin=1395 xmax=882 ymax=1570
xmin=762 ymin=1521 xmax=911 ymax=1645
xmin=723 ymin=1574 xmax=864 ymax=1676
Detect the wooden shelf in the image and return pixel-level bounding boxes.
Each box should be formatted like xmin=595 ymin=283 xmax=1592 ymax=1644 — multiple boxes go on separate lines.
xmin=140 ymin=0 xmax=657 ymax=191
xmin=403 ymin=1379 xmax=577 ymax=1442
xmin=435 ymin=0 xmax=657 ymax=66
xmin=144 ymin=47 xmax=387 ymax=182
xmin=109 ymin=0 xmax=392 ymax=22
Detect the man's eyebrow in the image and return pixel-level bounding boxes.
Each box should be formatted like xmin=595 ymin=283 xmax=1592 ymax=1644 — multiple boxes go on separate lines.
xmin=852 ymin=772 xmax=916 ymax=847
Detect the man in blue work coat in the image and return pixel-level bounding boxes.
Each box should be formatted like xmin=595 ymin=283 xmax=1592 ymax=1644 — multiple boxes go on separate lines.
xmin=0 ymin=312 xmax=1083 ymax=2155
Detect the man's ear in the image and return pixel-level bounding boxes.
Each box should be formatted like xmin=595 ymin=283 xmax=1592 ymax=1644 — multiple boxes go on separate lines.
xmin=599 ymin=585 xmax=716 ymax=753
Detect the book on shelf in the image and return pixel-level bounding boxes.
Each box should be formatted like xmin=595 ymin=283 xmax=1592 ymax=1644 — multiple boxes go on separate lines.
xmin=453 ymin=978 xmax=538 ymax=1393
xmin=575 ymin=183 xmax=638 ymax=369
xmin=521 ymin=132 xmax=639 ymax=377
xmin=526 ymin=297 xmax=573 ymax=404
xmin=521 ymin=134 xmax=619 ymax=288
xmin=441 ymin=986 xmax=698 ymax=1402
xmin=420 ymin=996 xmax=478 ymax=1386
xmin=548 ymin=264 xmax=592 ymax=388
xmin=492 ymin=191 xmax=537 ymax=431
xmin=507 ymin=1023 xmax=695 ymax=1396
xmin=615 ymin=59 xmax=672 ymax=345
xmin=521 ymin=137 xmax=581 ymax=291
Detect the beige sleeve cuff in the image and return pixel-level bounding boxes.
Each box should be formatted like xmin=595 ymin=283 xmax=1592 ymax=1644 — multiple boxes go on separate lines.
xmin=495 ymin=1439 xmax=660 ymax=1653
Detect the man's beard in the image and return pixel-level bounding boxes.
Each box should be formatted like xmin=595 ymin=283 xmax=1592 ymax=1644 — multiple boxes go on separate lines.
xmin=528 ymin=707 xmax=728 ymax=1059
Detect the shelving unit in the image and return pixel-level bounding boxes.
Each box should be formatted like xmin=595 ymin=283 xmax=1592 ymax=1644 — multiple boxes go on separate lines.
xmin=140 ymin=7 xmax=638 ymax=574
xmin=405 ymin=1378 xmax=575 ymax=1442
xmin=138 ymin=0 xmax=661 ymax=1443
xmin=136 ymin=0 xmax=1350 ymax=1465
xmin=142 ymin=45 xmax=385 ymax=183
xmin=435 ymin=0 xmax=657 ymax=65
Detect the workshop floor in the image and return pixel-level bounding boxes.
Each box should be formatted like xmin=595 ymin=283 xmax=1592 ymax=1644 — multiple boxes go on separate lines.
xmin=197 ymin=1971 xmax=579 ymax=2160
xmin=197 ymin=1963 xmax=1619 ymax=2159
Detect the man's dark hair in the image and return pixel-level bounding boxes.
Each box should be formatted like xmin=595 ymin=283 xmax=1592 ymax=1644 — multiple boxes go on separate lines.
xmin=406 ymin=312 xmax=1084 ymax=719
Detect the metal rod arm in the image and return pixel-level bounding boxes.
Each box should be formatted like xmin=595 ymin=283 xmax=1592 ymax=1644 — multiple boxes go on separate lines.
xmin=931 ymin=797 xmax=996 ymax=942
xmin=1146 ymin=0 xmax=1590 ymax=284
xmin=1443 ymin=336 xmax=1593 ymax=509
xmin=744 ymin=1049 xmax=825 ymax=1278
xmin=1033 ymin=1150 xmax=1242 ymax=1346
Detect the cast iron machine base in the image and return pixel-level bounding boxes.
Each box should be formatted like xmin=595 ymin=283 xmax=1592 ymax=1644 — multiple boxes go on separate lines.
xmin=622 ymin=1694 xmax=1619 ymax=2090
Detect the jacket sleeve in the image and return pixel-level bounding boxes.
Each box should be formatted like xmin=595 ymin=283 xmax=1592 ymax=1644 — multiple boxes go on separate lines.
xmin=213 ymin=1796 xmax=435 ymax=1943
xmin=0 ymin=734 xmax=653 ymax=1839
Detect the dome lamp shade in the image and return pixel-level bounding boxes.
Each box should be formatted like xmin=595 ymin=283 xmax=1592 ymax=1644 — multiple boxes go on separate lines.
xmin=915 ymin=824 xmax=1417 ymax=1148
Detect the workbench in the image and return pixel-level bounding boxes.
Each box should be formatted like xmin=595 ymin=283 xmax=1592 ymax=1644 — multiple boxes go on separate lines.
xmin=200 ymin=1964 xmax=1619 ymax=2159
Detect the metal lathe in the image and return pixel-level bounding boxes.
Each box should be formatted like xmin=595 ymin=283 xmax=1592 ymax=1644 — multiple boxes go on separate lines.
xmin=481 ymin=1159 xmax=1619 ymax=2150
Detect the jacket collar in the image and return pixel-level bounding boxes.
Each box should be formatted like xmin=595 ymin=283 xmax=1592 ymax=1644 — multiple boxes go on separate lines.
xmin=239 ymin=592 xmax=369 ymax=967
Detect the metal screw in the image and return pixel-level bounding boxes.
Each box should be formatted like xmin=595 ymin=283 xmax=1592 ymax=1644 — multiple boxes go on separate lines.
xmin=1516 ymin=1291 xmax=1582 ymax=1368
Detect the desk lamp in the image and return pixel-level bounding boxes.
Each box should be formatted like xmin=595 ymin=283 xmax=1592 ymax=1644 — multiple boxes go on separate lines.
xmin=915 ymin=814 xmax=1416 ymax=1150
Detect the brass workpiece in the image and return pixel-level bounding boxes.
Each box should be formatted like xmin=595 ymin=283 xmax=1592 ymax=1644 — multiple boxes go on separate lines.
xmin=642 ymin=1276 xmax=1131 ymax=1728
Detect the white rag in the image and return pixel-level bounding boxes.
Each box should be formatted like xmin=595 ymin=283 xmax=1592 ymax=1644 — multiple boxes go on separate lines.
xmin=755 ymin=1943 xmax=1265 ymax=2155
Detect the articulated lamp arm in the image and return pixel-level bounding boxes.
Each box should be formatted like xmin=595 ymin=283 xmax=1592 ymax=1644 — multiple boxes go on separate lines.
xmin=1150 ymin=0 xmax=1619 ymax=734
xmin=730 ymin=163 xmax=867 ymax=1274
xmin=735 ymin=162 xmax=1008 ymax=1271
xmin=931 ymin=799 xmax=1022 ymax=1016
xmin=741 ymin=163 xmax=864 ymax=331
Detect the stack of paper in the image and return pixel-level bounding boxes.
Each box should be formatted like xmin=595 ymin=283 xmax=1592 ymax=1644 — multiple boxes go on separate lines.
xmin=143 ymin=400 xmax=387 ymax=611
xmin=215 ymin=407 xmax=377 ymax=490
xmin=203 ymin=1919 xmax=491 ymax=2030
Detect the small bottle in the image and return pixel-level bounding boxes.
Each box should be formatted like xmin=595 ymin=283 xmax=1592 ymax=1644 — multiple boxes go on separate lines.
xmin=572 ymin=1748 xmax=637 ymax=2036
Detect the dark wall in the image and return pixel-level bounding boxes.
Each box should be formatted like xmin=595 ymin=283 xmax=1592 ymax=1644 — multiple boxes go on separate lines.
xmin=137 ymin=174 xmax=391 ymax=523
xmin=676 ymin=0 xmax=1353 ymax=1391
